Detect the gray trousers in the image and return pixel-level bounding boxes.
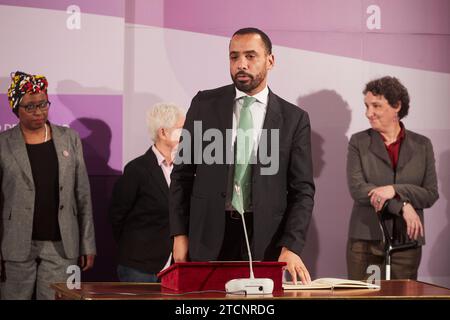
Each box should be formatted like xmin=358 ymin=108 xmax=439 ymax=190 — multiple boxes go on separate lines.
xmin=0 ymin=241 xmax=77 ymax=300
xmin=347 ymin=239 xmax=422 ymax=280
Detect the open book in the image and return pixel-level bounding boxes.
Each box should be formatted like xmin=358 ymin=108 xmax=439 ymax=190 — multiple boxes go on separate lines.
xmin=283 ymin=278 xmax=380 ymax=290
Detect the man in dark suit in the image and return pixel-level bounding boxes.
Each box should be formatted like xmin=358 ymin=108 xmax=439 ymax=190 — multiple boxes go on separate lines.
xmin=109 ymin=103 xmax=185 ymax=282
xmin=170 ymin=28 xmax=315 ymax=284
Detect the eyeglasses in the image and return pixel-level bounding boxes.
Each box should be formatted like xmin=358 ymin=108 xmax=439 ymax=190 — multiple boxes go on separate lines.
xmin=19 ymin=101 xmax=51 ymax=113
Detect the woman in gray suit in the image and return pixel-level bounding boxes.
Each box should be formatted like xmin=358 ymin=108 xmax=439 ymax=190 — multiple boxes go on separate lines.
xmin=0 ymin=71 xmax=96 ymax=299
xmin=346 ymin=76 xmax=439 ymax=280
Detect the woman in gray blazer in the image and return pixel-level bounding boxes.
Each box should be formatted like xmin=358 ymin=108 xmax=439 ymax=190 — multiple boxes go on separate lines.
xmin=346 ymin=76 xmax=439 ymax=280
xmin=0 ymin=71 xmax=96 ymax=299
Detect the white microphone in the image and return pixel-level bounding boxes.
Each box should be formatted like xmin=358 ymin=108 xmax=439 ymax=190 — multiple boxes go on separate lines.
xmin=225 ymin=212 xmax=274 ymax=294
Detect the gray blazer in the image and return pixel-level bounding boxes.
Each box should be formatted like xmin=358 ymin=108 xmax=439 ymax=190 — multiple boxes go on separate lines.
xmin=0 ymin=123 xmax=96 ymax=261
xmin=346 ymin=128 xmax=439 ymax=243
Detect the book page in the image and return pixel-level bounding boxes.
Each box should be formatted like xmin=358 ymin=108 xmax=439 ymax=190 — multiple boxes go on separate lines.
xmin=283 ymin=278 xmax=380 ymax=290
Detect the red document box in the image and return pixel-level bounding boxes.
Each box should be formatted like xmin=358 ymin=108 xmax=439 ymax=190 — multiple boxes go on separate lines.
xmin=157 ymin=261 xmax=285 ymax=292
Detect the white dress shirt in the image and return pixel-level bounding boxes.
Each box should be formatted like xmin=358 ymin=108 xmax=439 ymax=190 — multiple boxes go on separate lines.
xmin=225 ymin=86 xmax=269 ymax=211
xmin=232 ymin=86 xmax=269 ymax=154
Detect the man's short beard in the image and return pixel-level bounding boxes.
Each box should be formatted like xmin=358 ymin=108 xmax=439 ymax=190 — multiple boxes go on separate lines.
xmin=232 ymin=72 xmax=265 ymax=94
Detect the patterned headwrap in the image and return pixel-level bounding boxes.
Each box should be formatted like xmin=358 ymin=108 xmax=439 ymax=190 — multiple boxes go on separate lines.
xmin=7 ymin=71 xmax=48 ymax=115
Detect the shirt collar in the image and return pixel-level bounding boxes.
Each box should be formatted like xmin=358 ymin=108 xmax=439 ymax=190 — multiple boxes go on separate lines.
xmin=398 ymin=121 xmax=406 ymax=140
xmin=152 ymin=145 xmax=168 ymax=167
xmin=380 ymin=122 xmax=406 ymax=144
xmin=234 ymin=85 xmax=269 ymax=106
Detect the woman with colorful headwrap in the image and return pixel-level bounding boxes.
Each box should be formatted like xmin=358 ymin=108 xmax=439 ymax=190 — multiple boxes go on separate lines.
xmin=8 ymin=71 xmax=48 ymax=115
xmin=0 ymin=71 xmax=96 ymax=300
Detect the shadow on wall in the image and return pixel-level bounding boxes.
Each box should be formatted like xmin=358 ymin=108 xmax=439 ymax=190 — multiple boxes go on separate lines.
xmin=70 ymin=118 xmax=118 ymax=176
xmin=69 ymin=118 xmax=121 ymax=282
xmin=55 ymin=79 xmax=123 ymax=282
xmin=297 ymin=89 xmax=352 ymax=279
xmin=429 ymin=149 xmax=450 ymax=287
xmin=56 ymin=82 xmax=165 ymax=281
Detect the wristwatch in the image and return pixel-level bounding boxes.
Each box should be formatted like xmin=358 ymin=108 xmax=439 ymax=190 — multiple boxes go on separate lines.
xmin=401 ymin=201 xmax=409 ymax=213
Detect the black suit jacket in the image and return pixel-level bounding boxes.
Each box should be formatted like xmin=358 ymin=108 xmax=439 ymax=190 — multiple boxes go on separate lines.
xmin=170 ymin=85 xmax=315 ymax=261
xmin=109 ymin=147 xmax=171 ymax=273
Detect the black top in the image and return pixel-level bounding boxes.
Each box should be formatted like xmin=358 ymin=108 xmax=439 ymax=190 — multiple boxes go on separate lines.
xmin=108 ymin=147 xmax=172 ymax=273
xmin=26 ymin=140 xmax=61 ymax=241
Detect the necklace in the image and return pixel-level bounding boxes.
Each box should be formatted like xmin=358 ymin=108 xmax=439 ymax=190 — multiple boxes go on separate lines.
xmin=20 ymin=123 xmax=49 ymax=144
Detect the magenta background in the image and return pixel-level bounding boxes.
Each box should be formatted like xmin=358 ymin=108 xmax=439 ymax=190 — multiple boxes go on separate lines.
xmin=2 ymin=0 xmax=448 ymax=72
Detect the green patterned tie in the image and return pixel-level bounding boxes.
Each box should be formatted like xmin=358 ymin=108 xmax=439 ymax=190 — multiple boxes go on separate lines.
xmin=232 ymin=96 xmax=256 ymax=214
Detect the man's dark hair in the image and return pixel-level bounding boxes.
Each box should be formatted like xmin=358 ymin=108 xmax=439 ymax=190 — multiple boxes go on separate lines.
xmin=232 ymin=27 xmax=272 ymax=55
xmin=363 ymin=76 xmax=410 ymax=119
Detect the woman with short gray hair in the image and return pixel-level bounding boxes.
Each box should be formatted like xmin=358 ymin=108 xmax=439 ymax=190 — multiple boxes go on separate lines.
xmin=109 ymin=102 xmax=185 ymax=282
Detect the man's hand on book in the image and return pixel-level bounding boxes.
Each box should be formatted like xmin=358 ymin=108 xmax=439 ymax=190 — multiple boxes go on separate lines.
xmin=278 ymin=247 xmax=311 ymax=285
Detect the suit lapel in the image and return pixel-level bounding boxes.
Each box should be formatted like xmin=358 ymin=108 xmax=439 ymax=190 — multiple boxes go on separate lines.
xmin=216 ymin=85 xmax=235 ymax=131
xmin=262 ymin=89 xmax=283 ymax=132
xmin=7 ymin=125 xmax=34 ymax=187
xmin=145 ymin=147 xmax=169 ymax=199
xmin=396 ymin=130 xmax=414 ymax=172
xmin=255 ymin=89 xmax=283 ymax=171
xmin=51 ymin=124 xmax=69 ymax=187
xmin=369 ymin=129 xmax=392 ymax=167
xmin=214 ymin=85 xmax=235 ymax=158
